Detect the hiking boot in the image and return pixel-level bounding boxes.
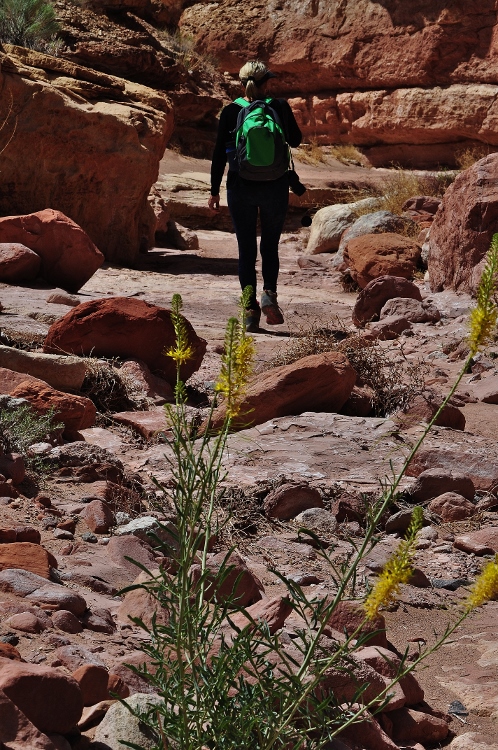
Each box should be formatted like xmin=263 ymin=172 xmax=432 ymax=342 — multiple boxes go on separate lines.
xmin=245 ymin=306 xmax=261 ymax=333
xmin=261 ymin=289 xmax=284 ymax=325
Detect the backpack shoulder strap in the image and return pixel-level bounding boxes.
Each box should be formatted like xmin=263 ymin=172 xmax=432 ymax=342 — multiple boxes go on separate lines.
xmin=234 ymin=97 xmax=250 ymax=107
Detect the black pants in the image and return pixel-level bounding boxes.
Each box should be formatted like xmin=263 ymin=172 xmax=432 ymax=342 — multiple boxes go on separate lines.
xmin=227 ymin=174 xmax=289 ymax=309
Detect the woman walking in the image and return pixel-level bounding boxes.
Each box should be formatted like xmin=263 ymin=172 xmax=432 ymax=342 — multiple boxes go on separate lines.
xmin=209 ymin=60 xmax=302 ymax=332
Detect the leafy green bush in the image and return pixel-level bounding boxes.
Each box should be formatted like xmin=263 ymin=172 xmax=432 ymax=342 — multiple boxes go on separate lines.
xmin=122 ymin=245 xmax=498 ymax=749
xmin=0 ymin=0 xmax=61 ymax=52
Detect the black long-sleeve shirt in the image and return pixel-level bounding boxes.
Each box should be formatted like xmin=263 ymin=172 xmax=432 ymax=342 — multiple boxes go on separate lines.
xmin=210 ymin=98 xmax=302 ymax=196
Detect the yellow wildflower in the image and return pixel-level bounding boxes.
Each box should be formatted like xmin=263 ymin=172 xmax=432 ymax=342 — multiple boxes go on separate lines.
xmin=364 ymin=507 xmax=423 ymax=620
xmin=465 ymin=555 xmax=498 ymax=611
xmin=165 ymin=293 xmax=194 ymax=365
xmin=469 ymin=234 xmax=498 ymax=356
xmin=215 ymin=316 xmax=255 ymax=420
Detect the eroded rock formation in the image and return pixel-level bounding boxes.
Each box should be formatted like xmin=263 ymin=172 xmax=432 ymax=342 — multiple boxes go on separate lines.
xmin=0 ymin=44 xmax=173 ymax=265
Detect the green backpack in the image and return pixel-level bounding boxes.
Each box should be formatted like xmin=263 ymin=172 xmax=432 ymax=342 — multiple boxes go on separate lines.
xmin=233 ymin=97 xmax=290 ymax=181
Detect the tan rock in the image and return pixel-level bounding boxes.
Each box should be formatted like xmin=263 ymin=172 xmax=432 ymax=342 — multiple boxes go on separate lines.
xmin=454 ymin=528 xmax=498 ymax=555
xmin=0 ymin=243 xmax=41 ymax=283
xmin=0 ymin=46 xmax=173 ymax=267
xmin=112 ymin=408 xmax=171 ymax=439
xmin=352 ymin=275 xmax=422 ymax=327
xmin=5 ymin=612 xmax=47 ymax=634
xmin=264 ymin=483 xmax=323 ymax=520
xmin=227 ymin=596 xmax=292 ymax=634
xmin=0 ymin=345 xmax=87 ymax=392
xmin=429 ymin=492 xmax=476 ymax=522
xmin=0 ymin=210 xmax=103 ymax=293
xmin=195 ymin=551 xmax=264 ymax=607
xmin=208 ymin=351 xmax=356 ymax=431
xmin=346 ymin=233 xmax=421 ymax=289
xmin=10 ymin=380 xmax=96 ymax=432
xmin=396 ymin=393 xmax=466 ymax=431
xmin=0 ymin=542 xmax=54 ymax=579
xmin=366 ymin=315 xmax=412 ymax=341
xmin=80 ymin=499 xmax=114 ymax=534
xmin=0 ymin=687 xmax=59 ymax=750
xmin=389 ymin=707 xmax=449 ymax=744
xmin=117 ymin=569 xmax=169 ymax=628
xmin=0 ymin=643 xmax=22 ymax=661
xmin=51 ymin=610 xmax=83 ymax=634
xmin=407 ymin=468 xmax=475 ymax=502
xmin=72 ymin=664 xmax=110 ymax=707
xmin=324 ymin=600 xmax=388 ymax=649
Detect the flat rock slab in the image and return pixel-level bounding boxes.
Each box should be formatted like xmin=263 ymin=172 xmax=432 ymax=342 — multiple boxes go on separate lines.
xmin=454 ymin=528 xmax=498 ymax=555
xmin=406 ymin=428 xmax=498 ymax=491
xmin=112 ymin=409 xmax=171 ymax=440
xmin=79 ymin=427 xmax=124 ymax=452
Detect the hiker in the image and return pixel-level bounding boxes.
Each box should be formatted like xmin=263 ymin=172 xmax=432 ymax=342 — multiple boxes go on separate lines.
xmin=208 ymin=60 xmax=302 ymax=332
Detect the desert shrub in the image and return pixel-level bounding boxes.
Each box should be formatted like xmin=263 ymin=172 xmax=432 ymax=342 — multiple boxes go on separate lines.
xmin=381 ymin=167 xmax=456 ymax=215
xmin=156 ymin=28 xmax=218 ymax=76
xmin=455 ymin=144 xmax=496 ymax=171
xmin=80 ymin=358 xmax=150 ymax=415
xmin=0 ymin=0 xmax=61 ymax=52
xmin=123 ymin=242 xmax=498 ymax=750
xmin=0 ymin=398 xmax=62 ymax=473
xmin=338 ymin=335 xmax=427 ymax=416
xmin=265 ymin=321 xmax=426 ymax=417
xmin=295 ymin=138 xmax=327 ymax=165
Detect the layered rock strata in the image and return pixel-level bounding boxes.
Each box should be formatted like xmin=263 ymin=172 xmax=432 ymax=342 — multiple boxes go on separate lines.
xmin=180 ymin=0 xmax=498 ymax=166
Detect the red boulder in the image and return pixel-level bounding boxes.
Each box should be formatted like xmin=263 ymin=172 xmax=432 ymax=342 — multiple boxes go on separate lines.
xmin=352 ymin=275 xmax=423 ymax=327
xmin=345 ymin=233 xmax=421 ymax=289
xmin=0 ymin=657 xmax=83 ymax=734
xmin=429 ymin=154 xmax=498 ymax=294
xmin=0 ymin=210 xmax=104 ymax=292
xmin=43 ymin=297 xmax=206 ymax=385
xmin=10 ymin=380 xmax=96 ymax=432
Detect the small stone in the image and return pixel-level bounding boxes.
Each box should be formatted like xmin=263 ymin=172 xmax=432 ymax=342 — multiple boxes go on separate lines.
xmin=53 ymin=529 xmax=74 ymax=540
xmin=81 ymin=532 xmax=98 ymax=543
xmin=51 ymin=609 xmax=83 ymax=634
xmin=6 ymin=611 xmax=47 ymax=633
xmin=264 ymin=483 xmax=323 ymax=520
xmin=430 ymin=579 xmax=469 ymax=590
xmin=429 ymin=492 xmax=476 ymax=522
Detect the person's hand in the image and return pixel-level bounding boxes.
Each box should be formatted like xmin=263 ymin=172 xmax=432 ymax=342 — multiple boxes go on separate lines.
xmin=208 ymin=194 xmax=220 ymax=212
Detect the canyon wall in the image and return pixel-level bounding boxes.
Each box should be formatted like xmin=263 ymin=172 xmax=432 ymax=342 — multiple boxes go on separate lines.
xmin=180 ymin=0 xmax=498 ymax=166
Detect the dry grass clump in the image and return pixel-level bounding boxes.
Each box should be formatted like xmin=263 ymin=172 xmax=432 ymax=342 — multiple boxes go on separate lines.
xmin=339 ymin=335 xmax=428 ymax=416
xmin=295 ymin=138 xmax=327 ymax=165
xmin=156 ymin=29 xmax=218 ymax=76
xmin=381 ymin=167 xmax=456 ymax=215
xmin=455 ymin=144 xmax=496 ymax=171
xmin=330 ymin=144 xmax=368 ymax=167
xmin=80 ymin=358 xmax=150 ymax=414
xmin=264 ymin=319 xmax=427 ymax=417
xmin=0 ymin=327 xmax=46 ymax=351
xmin=264 ymin=317 xmax=348 ymax=370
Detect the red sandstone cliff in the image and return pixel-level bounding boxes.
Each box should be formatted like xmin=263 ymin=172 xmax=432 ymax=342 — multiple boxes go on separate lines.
xmin=179 ymin=0 xmax=498 ymax=166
